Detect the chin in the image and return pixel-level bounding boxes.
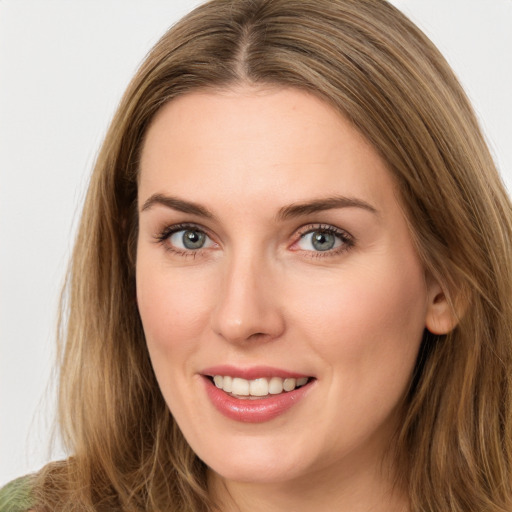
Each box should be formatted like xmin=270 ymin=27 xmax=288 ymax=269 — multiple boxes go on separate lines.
xmin=192 ymin=431 xmax=324 ymax=486
xmin=208 ymin=458 xmax=308 ymax=486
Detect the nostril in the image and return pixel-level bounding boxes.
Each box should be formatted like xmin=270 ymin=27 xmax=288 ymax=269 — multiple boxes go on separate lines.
xmin=247 ymin=332 xmax=270 ymax=341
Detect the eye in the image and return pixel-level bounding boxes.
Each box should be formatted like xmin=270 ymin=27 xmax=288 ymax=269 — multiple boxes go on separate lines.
xmin=168 ymin=228 xmax=215 ymax=251
xmin=298 ymin=230 xmax=341 ymax=251
xmin=295 ymin=225 xmax=353 ymax=254
xmin=154 ymin=223 xmax=217 ymax=255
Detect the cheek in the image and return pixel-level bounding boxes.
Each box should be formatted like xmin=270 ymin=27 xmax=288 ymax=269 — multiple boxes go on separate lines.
xmin=283 ymin=255 xmax=428 ymax=452
xmin=136 ymin=261 xmax=214 ymax=360
xmin=289 ymin=254 xmax=427 ymax=375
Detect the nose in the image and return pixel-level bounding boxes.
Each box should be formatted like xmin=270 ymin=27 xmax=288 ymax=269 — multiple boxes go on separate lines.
xmin=210 ymin=252 xmax=286 ymax=344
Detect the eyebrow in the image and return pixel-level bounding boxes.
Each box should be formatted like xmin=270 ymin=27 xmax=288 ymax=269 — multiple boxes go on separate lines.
xmin=140 ymin=193 xmax=215 ymax=218
xmin=276 ymin=195 xmax=378 ymax=220
xmin=140 ymin=193 xmax=378 ymax=219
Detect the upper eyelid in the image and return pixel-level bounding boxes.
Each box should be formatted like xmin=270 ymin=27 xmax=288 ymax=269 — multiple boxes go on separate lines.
xmin=296 ymin=223 xmax=346 ymax=233
xmin=158 ymin=222 xmax=213 ymax=238
xmin=159 ymin=221 xmax=350 ymax=234
xmin=294 ymin=223 xmax=353 ymax=239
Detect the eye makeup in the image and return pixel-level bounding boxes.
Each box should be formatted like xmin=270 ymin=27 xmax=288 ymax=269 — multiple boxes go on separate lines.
xmin=153 ymin=221 xmax=355 ymax=260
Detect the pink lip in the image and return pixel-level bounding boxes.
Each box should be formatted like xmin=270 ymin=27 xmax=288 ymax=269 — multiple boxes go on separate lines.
xmin=201 ymin=365 xmax=310 ymax=380
xmin=201 ymin=372 xmax=314 ymax=424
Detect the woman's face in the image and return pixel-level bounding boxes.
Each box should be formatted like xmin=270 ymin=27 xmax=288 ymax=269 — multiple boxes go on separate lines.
xmin=136 ymin=86 xmax=440 ymax=486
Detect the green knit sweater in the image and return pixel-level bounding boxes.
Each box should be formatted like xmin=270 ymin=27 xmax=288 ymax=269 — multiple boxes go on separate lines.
xmin=0 ymin=476 xmax=35 ymax=512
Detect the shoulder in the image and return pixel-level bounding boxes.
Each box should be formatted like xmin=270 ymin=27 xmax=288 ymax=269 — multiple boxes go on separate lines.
xmin=0 ymin=476 xmax=35 ymax=512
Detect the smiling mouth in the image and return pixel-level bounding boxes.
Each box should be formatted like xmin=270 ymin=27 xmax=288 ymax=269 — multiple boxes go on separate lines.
xmin=207 ymin=375 xmax=313 ymax=399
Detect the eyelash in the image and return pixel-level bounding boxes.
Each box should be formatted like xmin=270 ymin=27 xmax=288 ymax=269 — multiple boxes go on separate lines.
xmin=153 ymin=222 xmax=355 ymax=258
xmin=154 ymin=223 xmax=213 ymax=258
xmin=293 ymin=223 xmax=355 ymax=258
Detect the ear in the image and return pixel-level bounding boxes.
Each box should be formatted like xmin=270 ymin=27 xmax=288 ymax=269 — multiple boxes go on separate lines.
xmin=425 ymin=277 xmax=460 ymax=335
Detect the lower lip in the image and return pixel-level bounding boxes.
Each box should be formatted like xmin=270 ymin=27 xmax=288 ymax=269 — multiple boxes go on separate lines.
xmin=203 ymin=376 xmax=313 ymax=423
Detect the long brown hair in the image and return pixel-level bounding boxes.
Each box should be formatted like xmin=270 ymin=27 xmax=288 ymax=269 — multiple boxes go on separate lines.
xmin=34 ymin=0 xmax=512 ymax=510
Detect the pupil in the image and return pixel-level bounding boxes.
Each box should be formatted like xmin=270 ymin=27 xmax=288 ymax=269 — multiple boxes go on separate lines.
xmin=183 ymin=230 xmax=205 ymax=249
xmin=312 ymin=231 xmax=335 ymax=251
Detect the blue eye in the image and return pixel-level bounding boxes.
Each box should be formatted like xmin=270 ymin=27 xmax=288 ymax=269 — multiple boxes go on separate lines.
xmin=297 ymin=229 xmax=346 ymax=252
xmin=168 ymin=228 xmax=214 ymax=250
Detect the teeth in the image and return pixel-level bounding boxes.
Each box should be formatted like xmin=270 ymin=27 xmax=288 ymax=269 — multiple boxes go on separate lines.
xmin=268 ymin=376 xmax=283 ymax=394
xmin=283 ymin=378 xmax=296 ymax=391
xmin=212 ymin=375 xmax=310 ymax=397
xmin=232 ymin=377 xmax=250 ymax=396
xmin=249 ymin=378 xmax=269 ymax=396
xmin=223 ymin=375 xmax=233 ymax=392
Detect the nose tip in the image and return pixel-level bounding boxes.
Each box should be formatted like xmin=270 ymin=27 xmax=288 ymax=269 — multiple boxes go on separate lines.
xmin=215 ymin=312 xmax=278 ymax=343
xmin=210 ymin=263 xmax=285 ymax=344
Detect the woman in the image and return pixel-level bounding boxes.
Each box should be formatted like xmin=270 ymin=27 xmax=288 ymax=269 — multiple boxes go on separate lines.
xmin=2 ymin=0 xmax=512 ymax=510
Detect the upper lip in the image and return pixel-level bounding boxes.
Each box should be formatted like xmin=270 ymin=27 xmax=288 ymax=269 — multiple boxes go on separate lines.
xmin=201 ymin=365 xmax=312 ymax=380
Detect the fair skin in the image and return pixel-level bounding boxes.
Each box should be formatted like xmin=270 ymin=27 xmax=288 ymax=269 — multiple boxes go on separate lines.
xmin=136 ymin=86 xmax=453 ymax=512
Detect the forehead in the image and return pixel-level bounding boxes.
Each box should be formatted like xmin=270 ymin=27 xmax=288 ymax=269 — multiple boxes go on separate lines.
xmin=138 ymin=86 xmax=397 ymax=213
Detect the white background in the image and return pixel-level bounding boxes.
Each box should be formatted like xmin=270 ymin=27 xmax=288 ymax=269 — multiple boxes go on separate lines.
xmin=1 ymin=0 xmax=511 ymax=486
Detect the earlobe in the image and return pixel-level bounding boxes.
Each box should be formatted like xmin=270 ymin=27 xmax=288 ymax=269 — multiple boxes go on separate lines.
xmin=424 ymin=280 xmax=460 ymax=335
